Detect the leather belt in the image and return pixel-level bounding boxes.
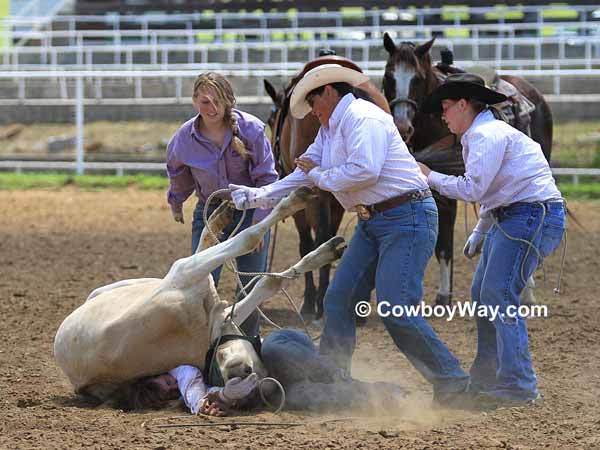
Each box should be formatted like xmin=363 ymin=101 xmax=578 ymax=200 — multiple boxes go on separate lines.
xmin=355 ymin=189 xmax=432 ymax=221
xmin=491 ymin=199 xmax=564 ymax=222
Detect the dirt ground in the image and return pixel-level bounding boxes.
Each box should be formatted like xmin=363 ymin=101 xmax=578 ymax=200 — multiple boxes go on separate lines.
xmin=1 ymin=190 xmax=599 ymax=450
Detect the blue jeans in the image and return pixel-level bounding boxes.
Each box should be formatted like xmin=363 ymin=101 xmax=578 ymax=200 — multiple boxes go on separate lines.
xmin=319 ymin=197 xmax=469 ymax=395
xmin=191 ymin=201 xmax=270 ymax=337
xmin=470 ymin=201 xmax=566 ymax=401
xmin=262 ymin=329 xmax=405 ymax=411
xmin=262 ymin=329 xmax=342 ymax=385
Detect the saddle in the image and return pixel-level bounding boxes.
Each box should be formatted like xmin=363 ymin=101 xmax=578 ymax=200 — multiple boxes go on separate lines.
xmin=436 ymin=63 xmax=536 ymax=135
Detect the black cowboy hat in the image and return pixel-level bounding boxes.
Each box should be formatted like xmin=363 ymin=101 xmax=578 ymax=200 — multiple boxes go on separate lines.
xmin=422 ymin=73 xmax=507 ymax=113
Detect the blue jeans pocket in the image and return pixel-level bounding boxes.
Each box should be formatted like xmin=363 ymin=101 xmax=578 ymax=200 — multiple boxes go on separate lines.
xmin=425 ymin=209 xmax=439 ymax=245
xmin=539 ymin=222 xmax=565 ymax=258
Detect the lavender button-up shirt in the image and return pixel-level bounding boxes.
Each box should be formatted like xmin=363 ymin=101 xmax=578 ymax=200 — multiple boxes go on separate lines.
xmin=166 ymin=109 xmax=278 ymax=220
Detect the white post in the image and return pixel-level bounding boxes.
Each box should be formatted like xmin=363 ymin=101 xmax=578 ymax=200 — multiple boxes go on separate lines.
xmin=76 ymin=76 xmax=85 ymax=175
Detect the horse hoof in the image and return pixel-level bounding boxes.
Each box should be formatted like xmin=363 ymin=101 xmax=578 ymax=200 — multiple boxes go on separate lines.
xmin=435 ymin=294 xmax=452 ymax=307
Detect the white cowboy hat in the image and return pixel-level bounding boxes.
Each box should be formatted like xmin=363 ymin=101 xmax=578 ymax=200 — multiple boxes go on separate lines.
xmin=290 ymin=64 xmax=369 ymax=119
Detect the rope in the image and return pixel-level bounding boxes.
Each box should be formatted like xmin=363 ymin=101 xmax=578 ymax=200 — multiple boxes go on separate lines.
xmin=203 ymin=188 xmax=320 ymax=339
xmin=142 ymin=416 xmax=358 ymax=432
xmin=258 ymin=377 xmax=286 ymax=414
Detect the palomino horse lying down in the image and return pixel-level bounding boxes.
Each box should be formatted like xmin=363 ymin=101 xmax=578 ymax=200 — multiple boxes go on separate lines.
xmin=54 ymin=187 xmax=345 ymax=401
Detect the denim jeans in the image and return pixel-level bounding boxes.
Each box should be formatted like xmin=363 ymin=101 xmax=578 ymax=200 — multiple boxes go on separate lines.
xmin=262 ymin=328 xmax=405 ymax=411
xmin=191 ymin=201 xmax=270 ymax=336
xmin=319 ymin=197 xmax=469 ymax=395
xmin=470 ymin=201 xmax=566 ymax=401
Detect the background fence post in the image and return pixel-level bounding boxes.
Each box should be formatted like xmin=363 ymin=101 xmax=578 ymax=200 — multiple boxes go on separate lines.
xmin=76 ymin=75 xmax=85 ymax=175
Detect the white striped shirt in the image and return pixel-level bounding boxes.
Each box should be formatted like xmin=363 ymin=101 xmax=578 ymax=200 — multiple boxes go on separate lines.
xmin=261 ymin=93 xmax=428 ymax=211
xmin=427 ymin=109 xmax=561 ymax=217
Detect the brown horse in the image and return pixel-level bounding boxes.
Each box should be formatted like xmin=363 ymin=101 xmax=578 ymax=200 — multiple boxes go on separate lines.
xmin=264 ymin=55 xmax=391 ymax=320
xmin=382 ymin=32 xmax=554 ymax=306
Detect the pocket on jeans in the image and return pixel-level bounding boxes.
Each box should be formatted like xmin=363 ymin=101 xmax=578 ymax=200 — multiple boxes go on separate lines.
xmin=539 ymin=222 xmax=565 ymax=258
xmin=425 ymin=209 xmax=439 ymax=245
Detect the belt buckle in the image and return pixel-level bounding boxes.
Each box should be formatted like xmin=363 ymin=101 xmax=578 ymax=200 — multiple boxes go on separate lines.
xmin=356 ymin=204 xmax=372 ymax=221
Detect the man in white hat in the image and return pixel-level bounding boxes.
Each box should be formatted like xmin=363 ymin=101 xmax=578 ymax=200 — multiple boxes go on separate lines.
xmin=229 ymin=64 xmax=469 ymax=407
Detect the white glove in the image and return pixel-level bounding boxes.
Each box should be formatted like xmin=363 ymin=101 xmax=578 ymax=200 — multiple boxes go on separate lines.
xmin=218 ymin=373 xmax=258 ymax=405
xmin=170 ymin=204 xmax=184 ymax=224
xmin=463 ymin=230 xmax=486 ymax=259
xmin=463 ymin=216 xmax=493 ymax=259
xmin=229 ymin=183 xmax=269 ymax=210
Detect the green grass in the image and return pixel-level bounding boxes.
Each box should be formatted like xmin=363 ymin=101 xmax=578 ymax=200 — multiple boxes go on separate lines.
xmin=552 ymin=121 xmax=600 ymax=168
xmin=0 ymin=173 xmax=168 ymax=190
xmin=556 ymin=182 xmax=600 ymax=200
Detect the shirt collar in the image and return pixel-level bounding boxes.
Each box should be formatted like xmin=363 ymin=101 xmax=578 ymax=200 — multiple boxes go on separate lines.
xmin=190 ymin=114 xmax=233 ymax=150
xmin=328 ymin=93 xmax=356 ymax=131
xmin=462 ymin=108 xmax=495 ymax=142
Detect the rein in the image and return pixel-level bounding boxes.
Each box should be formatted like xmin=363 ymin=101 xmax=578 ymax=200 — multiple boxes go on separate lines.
xmin=271 ymin=89 xmax=292 ymax=175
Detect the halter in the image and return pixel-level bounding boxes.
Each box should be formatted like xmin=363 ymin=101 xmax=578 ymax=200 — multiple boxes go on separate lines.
xmin=388 ymin=96 xmax=418 ymax=112
xmin=203 ymin=330 xmax=263 ymax=387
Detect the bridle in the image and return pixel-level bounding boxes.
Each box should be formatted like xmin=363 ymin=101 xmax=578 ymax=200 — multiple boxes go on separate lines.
xmin=388 ymin=96 xmax=418 ymax=113
xmin=270 ymin=88 xmax=292 ymax=175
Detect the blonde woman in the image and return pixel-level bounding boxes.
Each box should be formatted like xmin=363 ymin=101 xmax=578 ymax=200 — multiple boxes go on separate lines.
xmin=166 ymin=72 xmax=278 ymax=336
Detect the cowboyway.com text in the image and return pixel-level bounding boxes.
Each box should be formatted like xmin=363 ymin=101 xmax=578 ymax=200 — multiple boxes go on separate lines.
xmin=354 ymin=300 xmax=548 ymax=321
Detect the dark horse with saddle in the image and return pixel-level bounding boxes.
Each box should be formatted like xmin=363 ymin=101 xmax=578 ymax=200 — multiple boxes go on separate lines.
xmin=264 ymin=36 xmax=553 ymax=317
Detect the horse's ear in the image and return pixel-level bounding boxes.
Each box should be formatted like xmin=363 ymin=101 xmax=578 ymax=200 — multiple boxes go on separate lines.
xmin=415 ymin=37 xmax=436 ymax=58
xmin=263 ymin=79 xmax=278 ymax=103
xmin=383 ymin=32 xmax=396 ymax=55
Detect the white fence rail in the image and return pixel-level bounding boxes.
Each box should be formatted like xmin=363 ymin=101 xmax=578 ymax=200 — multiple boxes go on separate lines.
xmin=0 ymin=161 xmax=598 ymax=183
xmin=0 ymin=160 xmax=164 ymax=176
xmin=2 ymin=32 xmax=600 ymax=72
xmin=2 ymin=69 xmax=600 ymax=99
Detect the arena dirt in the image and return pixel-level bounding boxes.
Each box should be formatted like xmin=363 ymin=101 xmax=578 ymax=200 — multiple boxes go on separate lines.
xmin=1 ymin=190 xmax=599 ymax=449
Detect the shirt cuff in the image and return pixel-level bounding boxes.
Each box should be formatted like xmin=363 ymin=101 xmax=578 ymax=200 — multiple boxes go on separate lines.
xmin=427 ymin=170 xmax=449 ymax=191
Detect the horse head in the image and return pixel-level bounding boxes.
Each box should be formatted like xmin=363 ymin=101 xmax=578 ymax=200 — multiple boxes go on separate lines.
xmin=208 ymin=305 xmax=267 ymax=386
xmin=382 ymin=33 xmax=443 ymax=149
xmin=264 ymin=77 xmax=319 ymax=175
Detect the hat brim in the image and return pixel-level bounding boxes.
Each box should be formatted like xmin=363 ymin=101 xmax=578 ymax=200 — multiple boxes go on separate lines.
xmin=422 ymin=81 xmax=508 ymax=114
xmin=290 ymin=65 xmax=369 ymax=119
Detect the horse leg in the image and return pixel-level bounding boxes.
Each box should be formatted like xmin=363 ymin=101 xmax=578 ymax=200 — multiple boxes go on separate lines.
xmin=314 ymin=193 xmax=335 ymax=322
xmin=293 ymin=210 xmax=317 ymax=318
xmin=434 ymin=196 xmax=457 ymax=307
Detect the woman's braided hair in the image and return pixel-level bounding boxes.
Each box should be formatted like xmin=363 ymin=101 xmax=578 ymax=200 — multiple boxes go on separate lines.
xmin=193 ymin=72 xmax=249 ymax=160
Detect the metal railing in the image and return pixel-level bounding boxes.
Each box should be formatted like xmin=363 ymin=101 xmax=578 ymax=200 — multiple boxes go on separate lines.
xmin=2 ymin=35 xmax=600 ymax=73
xmin=1 ymin=160 xmax=598 ymax=182
xmin=1 ymin=69 xmax=600 ymax=102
